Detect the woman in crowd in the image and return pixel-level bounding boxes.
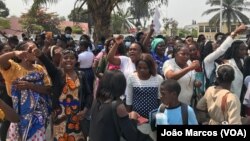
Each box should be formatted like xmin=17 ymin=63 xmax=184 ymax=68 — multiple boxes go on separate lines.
xmin=222 ymin=40 xmax=247 ymax=98
xmin=162 ymin=43 xmax=200 ymax=105
xmin=78 ymin=40 xmax=95 ymax=94
xmin=32 ymin=45 xmax=92 ymax=141
xmin=89 ymin=70 xmax=153 ymax=141
xmin=197 ymin=64 xmax=242 ymax=124
xmin=126 ymin=53 xmax=163 ymax=119
xmin=0 ymin=41 xmax=51 ymax=140
xmin=150 ymin=38 xmax=169 ymax=77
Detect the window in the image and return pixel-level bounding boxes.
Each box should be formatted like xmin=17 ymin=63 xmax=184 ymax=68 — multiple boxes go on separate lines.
xmin=211 ymin=26 xmax=216 ymax=32
xmin=205 ymin=26 xmax=210 ymax=32
xmin=199 ymin=26 xmax=204 ymax=32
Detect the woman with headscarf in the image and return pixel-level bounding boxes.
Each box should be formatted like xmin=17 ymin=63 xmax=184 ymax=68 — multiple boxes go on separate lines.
xmin=150 ymin=38 xmax=169 ymax=77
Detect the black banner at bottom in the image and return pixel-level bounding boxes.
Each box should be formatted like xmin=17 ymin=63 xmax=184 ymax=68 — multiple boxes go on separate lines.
xmin=157 ymin=125 xmax=249 ymax=141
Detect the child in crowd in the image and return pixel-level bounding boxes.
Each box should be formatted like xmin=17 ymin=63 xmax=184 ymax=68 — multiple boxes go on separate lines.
xmin=156 ymin=79 xmax=198 ymax=125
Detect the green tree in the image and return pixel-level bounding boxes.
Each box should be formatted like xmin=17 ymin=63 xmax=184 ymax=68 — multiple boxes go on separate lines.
xmin=20 ymin=7 xmax=60 ymax=34
xmin=68 ymin=7 xmax=88 ymax=22
xmin=129 ymin=0 xmax=168 ymax=28
xmin=202 ymin=0 xmax=250 ymax=32
xmin=0 ymin=17 xmax=10 ymax=29
xmin=163 ymin=18 xmax=178 ymax=36
xmin=72 ymin=25 xmax=84 ymax=34
xmin=0 ymin=0 xmax=9 ymax=17
xmin=178 ymin=28 xmax=191 ymax=38
xmin=112 ymin=5 xmax=133 ymax=34
xmin=73 ymin=0 xmax=127 ymax=43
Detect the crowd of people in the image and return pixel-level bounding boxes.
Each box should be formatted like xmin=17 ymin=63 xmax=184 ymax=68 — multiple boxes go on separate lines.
xmin=0 ymin=23 xmax=250 ymax=141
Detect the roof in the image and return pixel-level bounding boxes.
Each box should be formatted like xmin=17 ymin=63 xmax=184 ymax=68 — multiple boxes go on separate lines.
xmin=1 ymin=17 xmax=89 ymax=36
xmin=1 ymin=16 xmax=23 ymax=36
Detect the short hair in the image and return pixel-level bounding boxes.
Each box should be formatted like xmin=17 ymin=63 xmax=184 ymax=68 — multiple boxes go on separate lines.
xmin=131 ymin=42 xmax=143 ymax=52
xmin=135 ymin=32 xmax=144 ymax=42
xmin=216 ymin=64 xmax=235 ymax=83
xmin=8 ymin=36 xmax=19 ymax=46
xmin=172 ymin=42 xmax=187 ymax=57
xmin=96 ymin=70 xmax=126 ymax=101
xmin=65 ymin=26 xmax=72 ymax=32
xmin=214 ymin=32 xmax=226 ymax=44
xmin=135 ymin=53 xmax=157 ymax=76
xmin=79 ymin=40 xmax=89 ymax=49
xmin=161 ymin=79 xmax=181 ymax=96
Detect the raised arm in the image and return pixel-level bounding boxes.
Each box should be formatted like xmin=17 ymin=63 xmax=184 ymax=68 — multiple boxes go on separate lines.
xmin=204 ymin=24 xmax=247 ymax=77
xmin=0 ymin=51 xmax=28 ymax=70
xmin=142 ymin=22 xmax=154 ymax=53
xmin=107 ymin=35 xmax=124 ymax=65
xmin=164 ymin=60 xmax=200 ymax=80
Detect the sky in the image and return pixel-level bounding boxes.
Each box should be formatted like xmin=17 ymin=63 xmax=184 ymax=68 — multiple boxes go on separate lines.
xmin=3 ymin=0 xmax=250 ymax=28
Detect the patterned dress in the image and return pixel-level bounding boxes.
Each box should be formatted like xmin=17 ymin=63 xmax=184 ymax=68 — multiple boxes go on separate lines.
xmin=0 ymin=60 xmax=51 ymax=141
xmin=126 ymin=73 xmax=163 ymax=119
xmin=53 ymin=74 xmax=85 ymax=141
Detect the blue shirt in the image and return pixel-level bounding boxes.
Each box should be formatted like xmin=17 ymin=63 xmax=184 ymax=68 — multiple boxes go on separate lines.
xmin=156 ymin=105 xmax=198 ymax=125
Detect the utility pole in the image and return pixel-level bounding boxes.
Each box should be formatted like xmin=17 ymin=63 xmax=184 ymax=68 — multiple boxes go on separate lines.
xmin=220 ymin=0 xmax=223 ymax=32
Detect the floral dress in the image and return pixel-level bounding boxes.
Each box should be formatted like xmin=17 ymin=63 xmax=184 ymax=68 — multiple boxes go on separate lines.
xmin=0 ymin=60 xmax=51 ymax=141
xmin=53 ymin=74 xmax=85 ymax=141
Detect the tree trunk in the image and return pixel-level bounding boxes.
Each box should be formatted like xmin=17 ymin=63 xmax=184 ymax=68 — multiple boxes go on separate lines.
xmin=226 ymin=14 xmax=231 ymax=33
xmin=88 ymin=0 xmax=113 ymax=45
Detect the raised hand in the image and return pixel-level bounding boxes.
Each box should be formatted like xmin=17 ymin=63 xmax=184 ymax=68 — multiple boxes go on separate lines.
xmin=189 ymin=60 xmax=200 ymax=70
xmin=234 ymin=24 xmax=247 ymax=34
xmin=115 ymin=35 xmax=124 ymax=45
xmin=13 ymin=51 xmax=29 ymax=60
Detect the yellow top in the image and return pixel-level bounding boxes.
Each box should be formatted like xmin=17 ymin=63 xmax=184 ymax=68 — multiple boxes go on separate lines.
xmin=0 ymin=60 xmax=51 ymax=96
xmin=0 ymin=108 xmax=5 ymax=120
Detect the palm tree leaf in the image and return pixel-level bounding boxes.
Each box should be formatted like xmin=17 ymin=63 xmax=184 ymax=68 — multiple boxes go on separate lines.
xmin=206 ymin=0 xmax=220 ymax=6
xmin=234 ymin=10 xmax=250 ymax=23
xmin=202 ymin=8 xmax=220 ymax=16
xmin=208 ymin=12 xmax=220 ymax=26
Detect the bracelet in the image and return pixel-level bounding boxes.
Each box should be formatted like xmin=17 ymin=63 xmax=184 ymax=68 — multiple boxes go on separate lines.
xmin=0 ymin=108 xmax=5 ymax=120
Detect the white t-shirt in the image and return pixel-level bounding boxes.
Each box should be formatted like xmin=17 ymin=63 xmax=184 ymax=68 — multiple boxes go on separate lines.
xmin=78 ymin=51 xmax=94 ymax=68
xmin=162 ymin=58 xmax=196 ymax=105
xmin=119 ymin=56 xmax=136 ymax=78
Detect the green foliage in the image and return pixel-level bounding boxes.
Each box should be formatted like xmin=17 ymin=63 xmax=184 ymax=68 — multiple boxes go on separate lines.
xmin=112 ymin=13 xmax=123 ymax=34
xmin=191 ymin=28 xmax=198 ymax=38
xmin=112 ymin=5 xmax=133 ymax=34
xmin=178 ymin=28 xmax=191 ymax=38
xmin=0 ymin=0 xmax=9 ymax=17
xmin=129 ymin=0 xmax=168 ymax=28
xmin=203 ymin=0 xmax=250 ymax=32
xmin=72 ymin=26 xmax=83 ymax=34
xmin=68 ymin=7 xmax=88 ymax=22
xmin=0 ymin=17 xmax=10 ymax=29
xmin=20 ymin=7 xmax=60 ymax=34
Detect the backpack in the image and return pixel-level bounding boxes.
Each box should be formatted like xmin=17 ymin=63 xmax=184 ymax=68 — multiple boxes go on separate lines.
xmin=149 ymin=103 xmax=188 ymax=131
